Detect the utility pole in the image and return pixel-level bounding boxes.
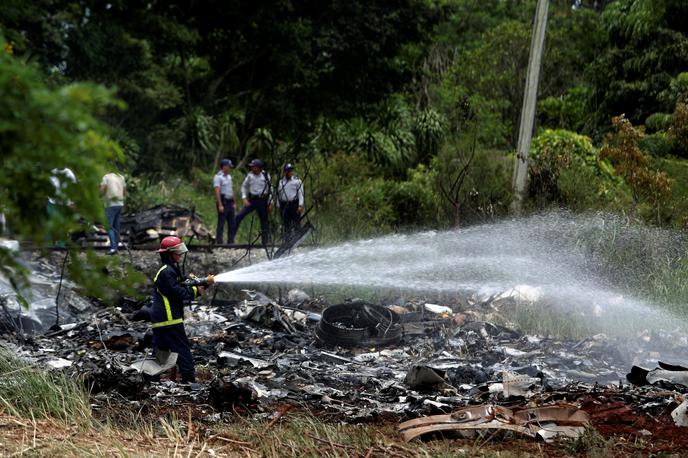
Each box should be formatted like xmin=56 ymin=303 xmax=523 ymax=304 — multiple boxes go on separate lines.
xmin=511 ymin=0 xmax=549 ymax=214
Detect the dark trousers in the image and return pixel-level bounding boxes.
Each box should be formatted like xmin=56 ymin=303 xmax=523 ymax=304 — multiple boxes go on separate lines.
xmin=234 ymin=198 xmax=269 ymax=245
xmin=105 ymin=205 xmax=123 ymax=251
xmin=152 ymin=324 xmax=195 ymax=382
xmin=280 ymin=200 xmax=301 ymax=241
xmin=216 ymin=198 xmax=235 ymax=244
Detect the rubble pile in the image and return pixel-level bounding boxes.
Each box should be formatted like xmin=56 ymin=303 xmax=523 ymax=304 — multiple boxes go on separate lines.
xmin=1 ymin=279 xmax=688 ymax=447
xmin=74 ymin=205 xmax=214 ymax=247
xmin=3 ymin=251 xmax=688 ymax=449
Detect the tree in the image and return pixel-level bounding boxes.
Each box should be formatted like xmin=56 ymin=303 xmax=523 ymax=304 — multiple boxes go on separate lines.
xmin=599 ymin=115 xmax=672 ymax=221
xmin=0 ymin=0 xmax=443 ymax=174
xmin=588 ymin=0 xmax=688 ymax=136
xmin=0 ymin=39 xmax=141 ymax=298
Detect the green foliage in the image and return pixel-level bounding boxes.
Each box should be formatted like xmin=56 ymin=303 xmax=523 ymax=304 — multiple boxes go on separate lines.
xmin=0 ymin=0 xmax=443 ymax=175
xmin=382 ymin=164 xmax=441 ymax=227
xmin=590 ymin=0 xmax=688 ymax=132
xmin=434 ymin=146 xmax=512 ymax=225
xmin=0 ymin=40 xmax=148 ymax=298
xmin=639 ymin=132 xmax=673 ymax=157
xmin=413 ymin=108 xmax=446 ymax=164
xmin=447 ymin=19 xmax=530 ymax=147
xmin=668 ymin=96 xmax=688 ymax=156
xmin=307 ymin=156 xmax=441 ymax=241
xmin=529 ymin=129 xmax=624 ymax=210
xmin=538 ymin=86 xmax=592 ymax=132
xmin=600 ymin=116 xmax=673 ymax=223
xmin=645 ymin=112 xmax=673 ymax=133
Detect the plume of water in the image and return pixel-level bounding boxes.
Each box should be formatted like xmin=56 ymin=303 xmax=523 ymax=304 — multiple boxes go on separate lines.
xmin=215 ymin=213 xmax=687 ymax=334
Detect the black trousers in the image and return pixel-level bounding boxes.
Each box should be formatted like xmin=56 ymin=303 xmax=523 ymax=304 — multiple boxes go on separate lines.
xmin=216 ymin=197 xmax=235 ymax=244
xmin=234 ymin=198 xmax=269 ymax=245
xmin=152 ymin=324 xmax=195 ymax=382
xmin=280 ymin=200 xmax=301 ymax=240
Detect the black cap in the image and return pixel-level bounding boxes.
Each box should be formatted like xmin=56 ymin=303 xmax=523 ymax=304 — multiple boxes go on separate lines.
xmin=248 ymin=159 xmax=264 ymax=168
xmin=284 ymin=163 xmax=294 ymax=172
xmin=220 ymin=158 xmax=234 ymax=168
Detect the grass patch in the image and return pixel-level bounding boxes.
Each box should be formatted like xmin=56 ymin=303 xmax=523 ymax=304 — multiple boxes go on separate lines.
xmin=492 ymin=301 xmax=598 ymax=340
xmin=0 ymin=350 xmax=92 ymax=427
xmin=656 ymin=156 xmax=688 ymax=227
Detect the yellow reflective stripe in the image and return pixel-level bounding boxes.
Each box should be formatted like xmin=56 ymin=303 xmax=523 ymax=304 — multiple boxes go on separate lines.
xmin=192 ymin=286 xmax=198 ymax=298
xmin=161 ymin=290 xmax=173 ymax=321
xmin=151 ymin=318 xmax=183 ymax=328
xmin=153 ymin=265 xmax=168 ymax=282
xmin=152 ymin=264 xmax=183 ymax=328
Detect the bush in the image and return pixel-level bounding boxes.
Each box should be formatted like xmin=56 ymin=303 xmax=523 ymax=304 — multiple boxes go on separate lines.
xmin=537 ymin=86 xmax=591 ymax=132
xmin=530 ymin=129 xmax=597 ymax=202
xmin=557 ymin=160 xmax=631 ymax=212
xmin=639 ymin=132 xmax=673 ymax=157
xmin=669 ymin=97 xmax=688 ymax=157
xmin=528 ymin=129 xmax=626 ymax=210
xmin=645 ymin=112 xmax=672 ymax=133
xmin=382 ymin=164 xmax=440 ymax=227
xmin=433 ymin=146 xmax=512 ymax=226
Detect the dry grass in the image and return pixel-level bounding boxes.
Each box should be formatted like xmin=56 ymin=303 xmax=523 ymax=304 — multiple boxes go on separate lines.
xmin=0 ymin=408 xmax=572 ymax=458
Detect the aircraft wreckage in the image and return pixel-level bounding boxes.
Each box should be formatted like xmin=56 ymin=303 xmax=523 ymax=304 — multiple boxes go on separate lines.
xmin=2 ymin=248 xmax=688 ymax=452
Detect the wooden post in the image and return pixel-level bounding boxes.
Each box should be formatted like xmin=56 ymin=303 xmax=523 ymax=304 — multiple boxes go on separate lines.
xmin=511 ymin=0 xmax=549 ymax=214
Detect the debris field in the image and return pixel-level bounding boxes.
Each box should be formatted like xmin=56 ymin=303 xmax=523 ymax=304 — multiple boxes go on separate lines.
xmin=2 ymin=250 xmax=688 ymax=454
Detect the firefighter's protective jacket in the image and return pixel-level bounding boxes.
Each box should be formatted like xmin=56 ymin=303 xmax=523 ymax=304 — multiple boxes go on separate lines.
xmin=150 ymin=263 xmax=197 ymax=328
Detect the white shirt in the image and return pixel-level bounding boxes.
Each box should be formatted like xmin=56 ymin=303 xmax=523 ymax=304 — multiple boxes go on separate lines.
xmin=241 ymin=171 xmax=271 ymax=199
xmin=277 ymin=176 xmax=304 ymax=207
xmin=101 ymin=172 xmax=126 ymax=207
xmin=213 ymin=170 xmax=234 ymax=199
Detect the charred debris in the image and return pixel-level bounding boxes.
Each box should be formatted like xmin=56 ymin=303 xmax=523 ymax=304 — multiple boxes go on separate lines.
xmin=2 ymin=243 xmax=688 ymax=447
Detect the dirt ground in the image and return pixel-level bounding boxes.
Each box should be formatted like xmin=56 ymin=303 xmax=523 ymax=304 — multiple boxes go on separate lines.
xmin=1 ymin=395 xmax=686 ymax=458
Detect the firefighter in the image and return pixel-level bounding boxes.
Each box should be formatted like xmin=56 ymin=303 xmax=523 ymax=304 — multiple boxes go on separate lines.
xmin=234 ymin=159 xmax=272 ymax=245
xmin=150 ymin=236 xmax=203 ymax=383
xmin=276 ymin=163 xmax=304 ymax=241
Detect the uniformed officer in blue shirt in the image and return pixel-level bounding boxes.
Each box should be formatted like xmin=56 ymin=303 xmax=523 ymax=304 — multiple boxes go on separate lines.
xmin=234 ymin=159 xmax=272 ymax=245
xmin=277 ymin=163 xmax=304 ymax=241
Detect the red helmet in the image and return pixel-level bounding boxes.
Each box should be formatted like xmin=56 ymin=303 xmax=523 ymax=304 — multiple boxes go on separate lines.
xmin=157 ymin=236 xmax=188 ymax=254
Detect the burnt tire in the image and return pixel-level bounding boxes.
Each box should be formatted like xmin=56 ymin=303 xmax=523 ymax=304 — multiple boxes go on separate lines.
xmin=315 ymin=301 xmax=402 ymax=348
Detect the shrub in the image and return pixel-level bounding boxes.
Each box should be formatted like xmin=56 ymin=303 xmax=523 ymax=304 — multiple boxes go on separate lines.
xmin=669 ymin=96 xmax=688 ymax=157
xmin=382 ymin=164 xmax=440 ymax=227
xmin=600 ymin=115 xmax=672 ymax=213
xmin=433 ymin=147 xmax=512 ymax=226
xmin=645 ymin=112 xmax=672 ymax=133
xmin=527 ymin=129 xmax=632 ymax=211
xmin=639 ymin=132 xmax=673 ymax=157
xmin=537 ymin=86 xmax=591 ymax=132
xmin=529 ymin=129 xmax=606 ymax=204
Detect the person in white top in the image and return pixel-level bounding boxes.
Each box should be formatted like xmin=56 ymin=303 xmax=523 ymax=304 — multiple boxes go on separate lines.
xmin=100 ymin=172 xmax=126 ymax=254
xmin=276 ymin=163 xmax=304 ymax=240
xmin=234 ymin=159 xmax=272 ymax=245
xmin=213 ymin=158 xmax=236 ymax=244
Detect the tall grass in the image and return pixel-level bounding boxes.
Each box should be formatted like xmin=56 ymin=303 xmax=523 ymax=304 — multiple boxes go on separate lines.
xmin=558 ymin=213 xmax=688 ymax=316
xmin=0 ymin=350 xmax=92 ymax=426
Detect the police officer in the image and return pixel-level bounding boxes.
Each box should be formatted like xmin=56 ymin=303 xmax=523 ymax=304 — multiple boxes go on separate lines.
xmin=277 ymin=163 xmax=304 ymax=241
xmin=213 ymin=158 xmax=236 ymax=244
xmin=150 ymin=236 xmax=205 ymax=383
xmin=234 ymin=159 xmax=271 ymax=245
